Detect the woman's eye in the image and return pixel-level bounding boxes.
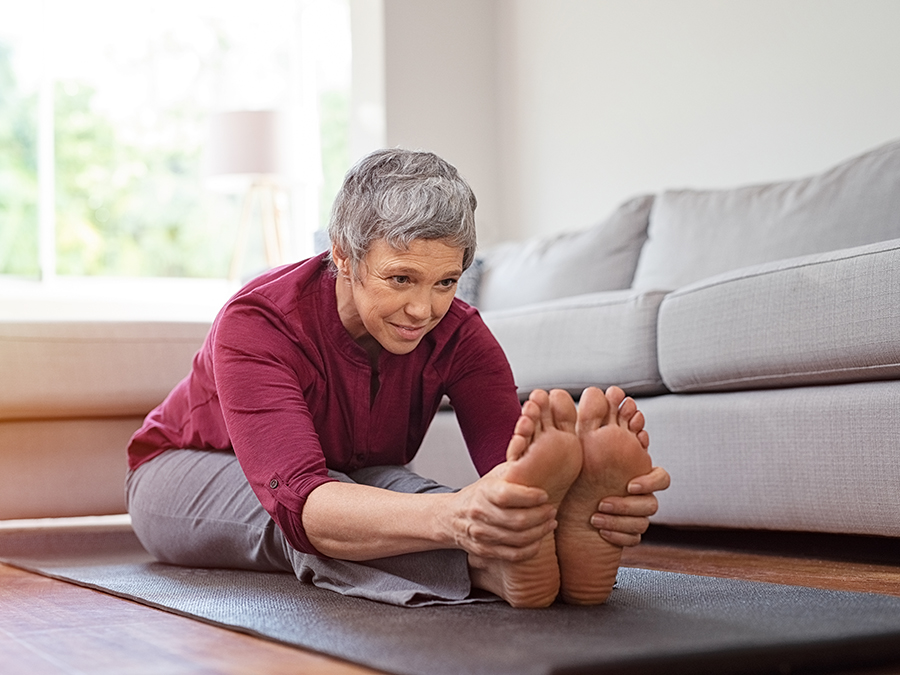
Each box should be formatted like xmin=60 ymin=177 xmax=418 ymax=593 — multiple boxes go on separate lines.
xmin=392 ymin=276 xmax=409 ymax=284
xmin=439 ymin=278 xmax=458 ymax=289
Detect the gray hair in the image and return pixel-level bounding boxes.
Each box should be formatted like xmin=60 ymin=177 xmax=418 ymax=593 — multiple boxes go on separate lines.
xmin=327 ymin=148 xmax=477 ymax=274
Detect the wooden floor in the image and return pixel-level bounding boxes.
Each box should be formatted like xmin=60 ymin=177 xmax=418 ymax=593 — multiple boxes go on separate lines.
xmin=3 ymin=526 xmax=900 ymax=674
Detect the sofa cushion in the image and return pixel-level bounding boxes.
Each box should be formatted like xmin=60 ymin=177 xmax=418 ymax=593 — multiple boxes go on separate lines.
xmin=475 ymin=195 xmax=654 ymax=311
xmin=0 ymin=321 xmax=209 ymax=420
xmin=482 ymin=288 xmax=669 ymax=398
xmin=633 ymin=139 xmax=900 ymax=290
xmin=657 ymin=238 xmax=900 ymax=393
xmin=639 ymin=381 xmax=900 ymax=537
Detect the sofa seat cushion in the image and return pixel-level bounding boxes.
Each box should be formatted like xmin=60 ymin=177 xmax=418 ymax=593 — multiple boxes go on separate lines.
xmin=474 ymin=195 xmax=653 ymax=311
xmin=633 ymin=139 xmax=900 ymax=290
xmin=639 ymin=381 xmax=900 ymax=537
xmin=657 ymin=238 xmax=900 ymax=393
xmin=0 ymin=321 xmax=209 ymax=420
xmin=482 ymin=288 xmax=670 ymax=398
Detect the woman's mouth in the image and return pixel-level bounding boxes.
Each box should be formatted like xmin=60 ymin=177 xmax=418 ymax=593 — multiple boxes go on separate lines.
xmin=391 ymin=323 xmax=428 ymax=340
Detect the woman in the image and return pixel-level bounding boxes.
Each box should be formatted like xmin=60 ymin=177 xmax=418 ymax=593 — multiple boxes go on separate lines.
xmin=126 ymin=149 xmax=670 ymax=608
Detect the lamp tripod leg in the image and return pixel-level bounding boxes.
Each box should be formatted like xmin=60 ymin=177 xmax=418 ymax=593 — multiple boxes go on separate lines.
xmin=230 ymin=186 xmax=256 ymax=282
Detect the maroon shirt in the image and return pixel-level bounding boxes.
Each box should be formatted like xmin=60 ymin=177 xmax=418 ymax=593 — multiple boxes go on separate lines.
xmin=127 ymin=253 xmax=521 ymax=555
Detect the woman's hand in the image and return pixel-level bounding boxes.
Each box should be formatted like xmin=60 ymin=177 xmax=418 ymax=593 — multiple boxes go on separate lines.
xmin=591 ymin=465 xmax=670 ymax=547
xmin=445 ymin=463 xmax=557 ymax=561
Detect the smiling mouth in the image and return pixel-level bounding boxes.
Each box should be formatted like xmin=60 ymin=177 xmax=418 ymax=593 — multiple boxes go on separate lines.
xmin=391 ymin=323 xmax=428 ymax=340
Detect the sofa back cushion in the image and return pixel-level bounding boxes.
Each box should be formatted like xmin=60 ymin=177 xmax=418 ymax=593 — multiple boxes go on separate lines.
xmin=483 ymin=288 xmax=670 ymax=398
xmin=632 ymin=139 xmax=900 ymax=290
xmin=472 ymin=194 xmax=653 ymax=311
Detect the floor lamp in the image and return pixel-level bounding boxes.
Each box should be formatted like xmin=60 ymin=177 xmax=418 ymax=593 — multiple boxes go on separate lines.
xmin=206 ymin=110 xmax=290 ymax=281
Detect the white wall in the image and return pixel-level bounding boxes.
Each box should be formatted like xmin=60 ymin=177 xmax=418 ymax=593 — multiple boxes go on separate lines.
xmin=383 ymin=0 xmax=504 ymax=243
xmin=381 ymin=0 xmax=900 ymax=244
xmin=349 ymin=0 xmax=387 ymax=159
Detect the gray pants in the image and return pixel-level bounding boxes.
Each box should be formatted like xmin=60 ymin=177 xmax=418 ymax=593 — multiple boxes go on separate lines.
xmin=126 ymin=449 xmax=488 ymax=606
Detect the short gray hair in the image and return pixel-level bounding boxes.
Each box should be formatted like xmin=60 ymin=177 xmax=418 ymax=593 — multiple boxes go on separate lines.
xmin=327 ymin=149 xmax=477 ymax=274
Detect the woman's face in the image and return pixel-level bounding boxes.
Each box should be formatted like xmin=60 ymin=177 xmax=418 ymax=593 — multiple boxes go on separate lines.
xmin=334 ymin=238 xmax=464 ymax=356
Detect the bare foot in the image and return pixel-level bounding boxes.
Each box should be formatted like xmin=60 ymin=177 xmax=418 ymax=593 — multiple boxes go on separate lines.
xmin=556 ymin=386 xmax=653 ymax=605
xmin=469 ymin=389 xmax=583 ymax=608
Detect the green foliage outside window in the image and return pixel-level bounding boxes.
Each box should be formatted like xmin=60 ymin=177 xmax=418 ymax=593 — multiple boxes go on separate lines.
xmin=0 ymin=41 xmax=238 ymax=279
xmin=0 ymin=42 xmax=39 ymax=276
xmin=52 ymin=79 xmax=235 ymax=278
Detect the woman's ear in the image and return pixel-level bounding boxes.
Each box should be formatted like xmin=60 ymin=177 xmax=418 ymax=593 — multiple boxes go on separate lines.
xmin=331 ymin=245 xmax=350 ymax=277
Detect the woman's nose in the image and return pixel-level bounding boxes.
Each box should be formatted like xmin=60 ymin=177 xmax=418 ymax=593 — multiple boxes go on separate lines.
xmin=404 ymin=290 xmax=432 ymax=320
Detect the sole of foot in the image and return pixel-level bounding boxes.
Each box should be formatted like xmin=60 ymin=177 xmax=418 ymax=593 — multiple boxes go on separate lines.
xmin=470 ymin=389 xmax=583 ymax=608
xmin=556 ymin=386 xmax=653 ymax=605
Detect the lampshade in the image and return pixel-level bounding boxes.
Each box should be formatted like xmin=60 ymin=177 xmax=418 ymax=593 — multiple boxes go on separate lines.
xmin=205 ymin=110 xmax=289 ymax=184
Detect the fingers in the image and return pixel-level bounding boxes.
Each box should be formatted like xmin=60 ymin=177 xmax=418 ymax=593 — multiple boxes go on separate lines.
xmin=463 ymin=516 xmax=556 ymax=561
xmin=591 ymin=511 xmax=651 ymax=549
xmin=481 ymin=469 xmax=551 ymax=508
xmin=626 ymin=466 xmax=671 ymax=495
xmin=470 ymin=495 xmax=557 ymax=534
xmin=450 ymin=474 xmax=557 ymax=559
xmin=592 ymin=492 xmax=658 ymax=549
xmin=591 ymin=511 xmax=650 ymax=534
xmin=598 ymin=529 xmax=644 ymax=548
xmin=467 ymin=537 xmax=546 ymax=563
xmin=597 ymin=493 xmax=659 ymax=518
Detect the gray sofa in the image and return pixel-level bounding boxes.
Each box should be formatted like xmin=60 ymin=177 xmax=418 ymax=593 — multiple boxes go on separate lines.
xmin=413 ymin=138 xmax=900 ymax=539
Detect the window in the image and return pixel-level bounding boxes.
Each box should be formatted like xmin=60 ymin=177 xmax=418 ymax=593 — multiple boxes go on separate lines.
xmin=0 ymin=0 xmax=350 ymax=283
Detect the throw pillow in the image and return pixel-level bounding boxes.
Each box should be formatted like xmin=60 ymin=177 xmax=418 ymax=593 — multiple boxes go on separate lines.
xmin=632 ymin=138 xmax=900 ymax=290
xmin=475 ymin=194 xmax=654 ymax=311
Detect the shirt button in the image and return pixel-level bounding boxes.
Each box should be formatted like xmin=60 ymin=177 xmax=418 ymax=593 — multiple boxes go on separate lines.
xmin=355 ymin=453 xmax=365 ymax=463
xmin=269 ymin=479 xmax=279 ymax=489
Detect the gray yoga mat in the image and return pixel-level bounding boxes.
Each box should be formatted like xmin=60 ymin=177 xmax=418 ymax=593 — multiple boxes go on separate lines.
xmin=3 ymin=527 xmax=900 ymax=675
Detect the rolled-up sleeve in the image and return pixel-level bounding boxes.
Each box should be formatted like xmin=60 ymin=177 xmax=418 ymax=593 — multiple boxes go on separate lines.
xmin=213 ymin=296 xmax=335 ymax=556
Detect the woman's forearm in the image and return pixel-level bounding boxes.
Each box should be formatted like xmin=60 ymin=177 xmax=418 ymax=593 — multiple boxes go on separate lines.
xmin=302 ymin=481 xmax=456 ymax=560
xmin=301 ymin=467 xmax=556 ymax=562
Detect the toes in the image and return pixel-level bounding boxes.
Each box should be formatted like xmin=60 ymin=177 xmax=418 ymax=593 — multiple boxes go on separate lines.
xmin=602 ymin=388 xmax=650 ymax=445
xmin=514 ymin=409 xmax=538 ymax=440
xmin=576 ymin=386 xmax=610 ymax=434
xmin=637 ymin=430 xmax=650 ymax=450
xmin=528 ymin=389 xmax=554 ymax=432
xmin=506 ymin=430 xmax=530 ymax=462
xmin=628 ymin=410 xmax=645 ymax=434
xmin=520 ymin=399 xmax=543 ymax=432
xmin=605 ymin=386 xmax=626 ymax=411
xmin=508 ymin=401 xmax=543 ymax=461
xmin=617 ymin=396 xmax=644 ymax=433
xmin=619 ymin=400 xmax=649 ymax=446
xmin=549 ymin=389 xmax=578 ymax=433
